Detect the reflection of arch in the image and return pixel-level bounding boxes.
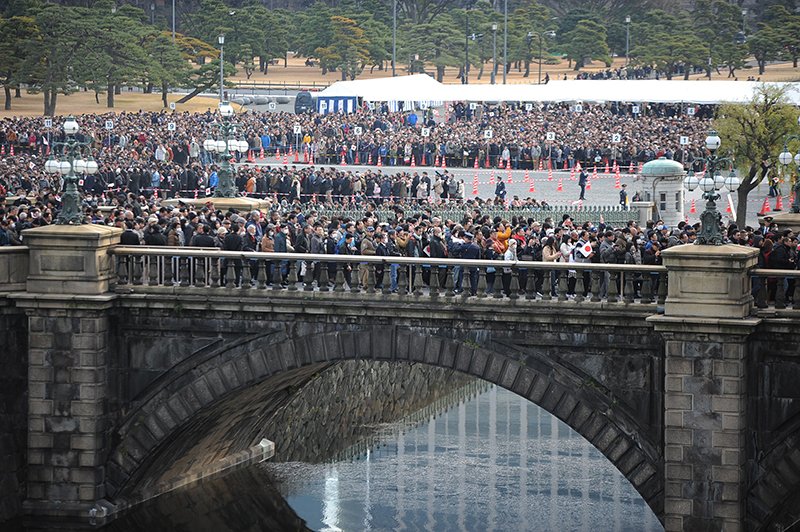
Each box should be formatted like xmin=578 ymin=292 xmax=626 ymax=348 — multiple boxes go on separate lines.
xmin=107 ymin=326 xmax=664 ymax=520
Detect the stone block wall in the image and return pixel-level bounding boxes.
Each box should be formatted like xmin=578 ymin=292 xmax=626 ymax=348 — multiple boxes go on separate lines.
xmin=662 ymin=333 xmax=749 ymax=532
xmin=0 ymin=307 xmax=28 ymax=523
xmin=23 ymin=303 xmax=113 ymax=516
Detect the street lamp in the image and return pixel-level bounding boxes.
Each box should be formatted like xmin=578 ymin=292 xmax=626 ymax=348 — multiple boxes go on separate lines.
xmin=491 ymin=22 xmax=498 ymax=85
xmin=392 ymin=0 xmax=396 ymax=76
xmin=625 ymin=16 xmax=631 ymax=67
xmin=527 ymin=31 xmax=556 ymax=85
xmin=503 ymin=0 xmax=507 ymax=84
xmin=44 ymin=116 xmax=99 ymax=225
xmin=683 ymin=131 xmax=740 ymax=245
xmin=150 ymin=3 xmax=154 ymax=25
xmin=218 ymin=33 xmax=225 ymax=103
xmin=777 ymin=135 xmax=800 ymax=213
xmin=206 ymin=101 xmax=243 ymax=198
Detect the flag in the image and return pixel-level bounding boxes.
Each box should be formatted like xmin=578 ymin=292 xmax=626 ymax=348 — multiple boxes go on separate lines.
xmin=577 ymin=242 xmax=593 ymax=258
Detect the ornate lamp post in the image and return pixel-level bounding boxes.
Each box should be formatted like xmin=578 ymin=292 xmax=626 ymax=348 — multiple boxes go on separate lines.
xmin=206 ymin=101 xmax=246 ymax=198
xmin=625 ymin=16 xmax=631 ymax=66
xmin=218 ymin=32 xmax=225 ymax=102
xmin=777 ymin=136 xmax=800 ymax=213
xmin=683 ymin=131 xmax=740 ymax=245
xmin=44 ymin=116 xmax=99 ymax=225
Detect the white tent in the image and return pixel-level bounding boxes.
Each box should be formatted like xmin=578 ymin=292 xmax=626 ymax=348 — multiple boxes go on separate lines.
xmin=318 ymin=75 xmax=800 ymax=108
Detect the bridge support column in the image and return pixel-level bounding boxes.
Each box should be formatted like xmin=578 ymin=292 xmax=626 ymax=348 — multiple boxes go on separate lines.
xmin=649 ymin=245 xmax=759 ymax=532
xmin=14 ymin=225 xmax=120 ymax=520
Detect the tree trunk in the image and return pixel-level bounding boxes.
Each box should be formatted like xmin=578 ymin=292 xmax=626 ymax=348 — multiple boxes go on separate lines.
xmin=43 ymin=90 xmax=50 ymax=116
xmin=341 ymin=70 xmax=346 ymax=81
xmin=176 ymin=84 xmax=212 ymax=103
xmin=47 ymin=89 xmax=57 ymax=116
xmin=115 ymin=85 xmax=121 ymax=95
xmin=684 ymin=70 xmax=690 ymax=80
xmin=477 ymin=62 xmax=484 ymax=79
xmin=95 ymin=91 xmax=100 ymax=104
xmin=437 ymin=65 xmax=445 ymax=82
xmin=14 ymin=87 xmax=20 ymax=98
xmin=107 ymin=82 xmax=115 ymax=108
xmin=4 ymin=86 xmax=10 ymax=110
xmin=162 ymin=83 xmax=168 ymax=108
xmin=736 ymin=162 xmax=767 ymax=225
xmin=321 ymin=65 xmax=327 ymax=75
xmin=259 ymin=56 xmax=265 ymax=73
xmin=523 ymin=60 xmax=530 ymax=78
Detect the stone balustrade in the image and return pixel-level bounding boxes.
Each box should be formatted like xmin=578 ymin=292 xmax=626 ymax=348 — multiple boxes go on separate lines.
xmin=0 ymin=246 xmax=28 ymax=292
xmin=110 ymin=247 xmax=669 ymax=305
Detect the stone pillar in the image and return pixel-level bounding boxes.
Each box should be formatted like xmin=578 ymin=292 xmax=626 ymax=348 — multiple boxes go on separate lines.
xmin=648 ymin=244 xmax=759 ymax=532
xmin=14 ymin=224 xmax=120 ymax=520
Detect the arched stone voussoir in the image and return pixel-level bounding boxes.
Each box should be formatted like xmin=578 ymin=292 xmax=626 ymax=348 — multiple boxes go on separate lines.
xmin=107 ymin=325 xmax=664 ymax=519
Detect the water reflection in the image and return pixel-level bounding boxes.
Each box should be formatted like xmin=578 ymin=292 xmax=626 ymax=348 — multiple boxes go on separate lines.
xmin=269 ymin=385 xmax=663 ymax=532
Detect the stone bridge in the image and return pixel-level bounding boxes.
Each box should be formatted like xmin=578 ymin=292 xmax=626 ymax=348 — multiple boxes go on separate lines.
xmin=1 ymin=224 xmax=800 ymax=532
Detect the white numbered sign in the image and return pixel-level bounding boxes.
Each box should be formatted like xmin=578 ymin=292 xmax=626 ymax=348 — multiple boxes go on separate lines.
xmin=686 ymin=107 xmax=696 ymax=116
xmin=546 ymin=132 xmax=556 ymax=141
xmin=631 ymin=105 xmax=640 ymax=114
xmin=612 ymin=133 xmax=621 ymax=143
xmin=169 ymin=102 xmax=176 ymax=110
xmin=268 ymin=102 xmax=276 ymax=110
xmin=318 ymin=101 xmax=327 ymax=112
xmin=680 ymin=136 xmax=690 ymax=146
xmin=167 ymin=122 xmax=176 ymax=131
xmin=470 ymin=103 xmax=477 ymax=110
xmin=525 ymin=103 xmax=533 ymax=111
xmin=293 ymin=125 xmax=302 ymax=135
xmin=421 ymin=127 xmax=430 ymax=137
xmin=354 ymin=126 xmax=363 ymax=136
xmin=574 ymin=104 xmax=583 ymax=113
xmin=44 ymin=119 xmax=52 ymax=128
xmin=105 ymin=120 xmax=114 ymax=130
xmin=483 ymin=129 xmax=493 ymax=139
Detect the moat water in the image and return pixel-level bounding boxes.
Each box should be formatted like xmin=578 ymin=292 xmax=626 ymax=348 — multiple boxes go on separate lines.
xmin=266 ymin=384 xmax=662 ymax=532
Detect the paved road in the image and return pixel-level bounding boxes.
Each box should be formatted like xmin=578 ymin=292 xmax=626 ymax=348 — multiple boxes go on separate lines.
xmin=238 ymin=158 xmax=781 ymax=229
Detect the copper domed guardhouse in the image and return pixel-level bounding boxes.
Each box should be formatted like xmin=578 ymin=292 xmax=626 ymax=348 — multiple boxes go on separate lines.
xmin=635 ymin=157 xmax=687 ymax=228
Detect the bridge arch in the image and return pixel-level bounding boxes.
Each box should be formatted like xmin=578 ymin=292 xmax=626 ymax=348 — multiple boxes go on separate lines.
xmin=107 ymin=325 xmax=664 ymax=519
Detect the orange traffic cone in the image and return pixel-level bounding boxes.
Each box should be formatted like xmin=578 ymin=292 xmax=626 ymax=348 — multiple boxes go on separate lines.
xmin=508 ymin=167 xmax=513 ymax=183
xmin=629 ymin=161 xmax=634 ymax=173
xmin=547 ymin=158 xmax=552 ymax=171
xmin=0 ymin=146 xmax=4 ymax=155
xmin=340 ymin=153 xmax=346 ymax=166
xmin=604 ymin=159 xmax=609 ymax=173
xmin=441 ymin=156 xmax=446 ymax=169
xmin=758 ymin=197 xmax=770 ymax=216
xmin=726 ymin=199 xmax=732 ymax=213
xmin=355 ymin=151 xmax=360 ymax=164
xmin=10 ymin=146 xmax=13 ymax=156
xmin=557 ymin=176 xmax=563 ymax=191
xmin=259 ymin=148 xmax=264 ymax=159
xmin=575 ymin=161 xmax=582 ymax=171
xmin=289 ymin=145 xmax=293 ymax=158
xmin=283 ymin=152 xmax=288 ymax=164
xmin=690 ymin=199 xmax=697 ymax=213
xmin=524 ymin=169 xmax=529 ymax=182
xmin=377 ymin=154 xmax=382 ymax=167
xmin=294 ymin=148 xmax=300 ymax=163
xmin=247 ymin=149 xmax=255 ymax=163
xmin=434 ymin=154 xmax=439 ymax=166
xmin=613 ymin=169 xmax=621 ymax=188
xmin=303 ymin=146 xmax=309 ymax=163
xmin=472 ymin=175 xmax=479 ymax=195
xmin=570 ymin=166 xmax=576 ymax=180
xmin=538 ymin=159 xmax=543 ymax=171
xmin=489 ymin=170 xmax=495 ymax=184
xmin=529 ymin=180 xmax=535 ymax=192
xmin=548 ymin=168 xmax=553 ymax=181
xmin=474 ymin=157 xmax=479 ymax=170
xmin=499 ymin=158 xmax=504 ymax=169
xmin=592 ymin=166 xmax=598 ymax=180
xmin=775 ymin=195 xmax=784 ymax=211
xmin=411 ymin=155 xmax=416 ymax=168
xmin=368 ymin=152 xmax=372 ymax=165
xmin=276 ymin=148 xmax=281 ymax=161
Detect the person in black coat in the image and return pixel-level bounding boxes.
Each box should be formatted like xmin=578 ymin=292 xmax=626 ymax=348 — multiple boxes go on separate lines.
xmin=119 ymin=221 xmax=141 ymax=245
xmin=223 ymin=226 xmax=244 ymax=286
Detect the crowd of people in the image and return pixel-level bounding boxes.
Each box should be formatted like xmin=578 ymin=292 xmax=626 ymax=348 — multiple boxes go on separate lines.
xmin=0 ymin=100 xmax=716 ymax=203
xmin=0 ymin=101 xmax=794 ymax=301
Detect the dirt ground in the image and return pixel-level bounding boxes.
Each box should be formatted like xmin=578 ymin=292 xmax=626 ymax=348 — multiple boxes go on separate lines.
xmin=3 ymin=54 xmax=797 ymax=119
